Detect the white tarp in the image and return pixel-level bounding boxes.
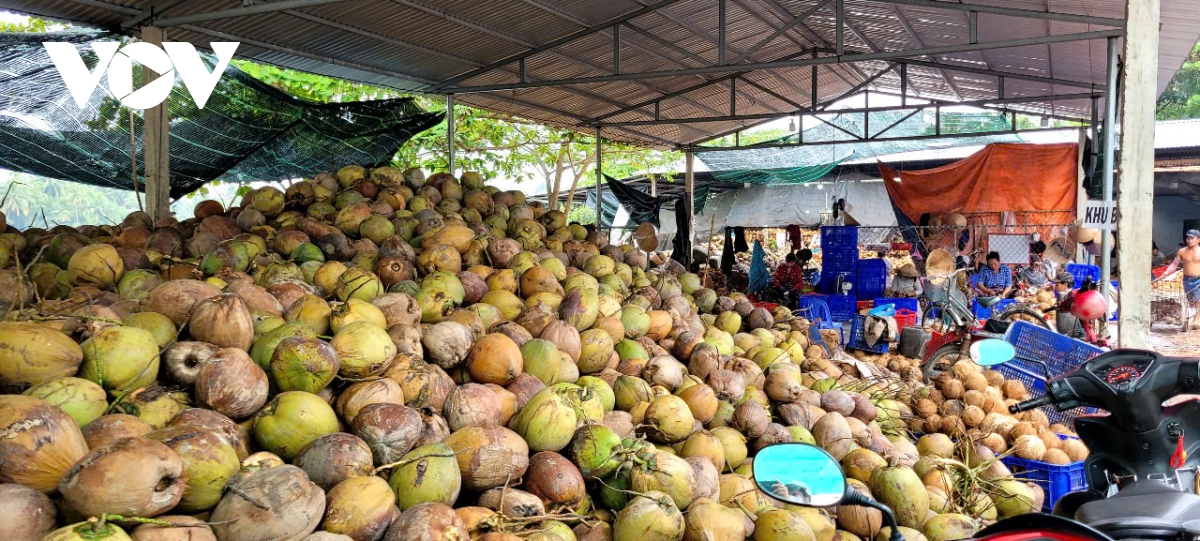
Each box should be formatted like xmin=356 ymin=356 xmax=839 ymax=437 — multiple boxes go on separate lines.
xmin=693 ymin=180 xmax=897 ymax=238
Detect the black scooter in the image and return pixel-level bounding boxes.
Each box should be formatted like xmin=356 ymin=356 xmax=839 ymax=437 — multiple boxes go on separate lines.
xmin=754 ymin=341 xmax=1200 ymax=541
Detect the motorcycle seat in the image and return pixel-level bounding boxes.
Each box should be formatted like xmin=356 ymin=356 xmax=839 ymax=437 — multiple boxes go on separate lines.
xmin=1076 ymin=481 xmax=1200 ymax=537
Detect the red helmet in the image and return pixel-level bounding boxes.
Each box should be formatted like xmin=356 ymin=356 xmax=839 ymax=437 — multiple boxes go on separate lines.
xmin=1071 ymin=289 xmax=1108 ymax=321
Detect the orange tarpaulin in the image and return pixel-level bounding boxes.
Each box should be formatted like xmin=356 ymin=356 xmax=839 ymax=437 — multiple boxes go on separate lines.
xmin=878 ymin=143 xmax=1078 ymax=221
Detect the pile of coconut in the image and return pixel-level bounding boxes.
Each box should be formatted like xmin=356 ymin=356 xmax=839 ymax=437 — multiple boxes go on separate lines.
xmin=0 ymin=166 xmax=1054 ymax=541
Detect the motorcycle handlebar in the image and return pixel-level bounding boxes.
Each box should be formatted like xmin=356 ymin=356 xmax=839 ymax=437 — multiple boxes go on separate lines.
xmin=1009 ymin=394 xmax=1054 ymax=414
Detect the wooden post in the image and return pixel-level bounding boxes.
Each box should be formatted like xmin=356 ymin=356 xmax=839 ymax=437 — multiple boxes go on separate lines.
xmin=446 ymin=94 xmax=455 ymax=176
xmin=685 ymin=152 xmax=695 ymax=265
xmin=650 ymin=175 xmax=657 ymax=197
xmin=595 ymin=128 xmax=603 ymax=231
xmin=1116 ymin=0 xmax=1159 ymax=348
xmin=141 ymin=27 xmax=171 ymax=221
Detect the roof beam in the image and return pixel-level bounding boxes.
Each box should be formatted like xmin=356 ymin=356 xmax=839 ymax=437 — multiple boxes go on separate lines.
xmin=741 ymin=0 xmax=870 ymax=85
xmin=688 ymin=124 xmax=1075 ymax=152
xmin=430 ymin=0 xmax=689 ymax=90
xmin=121 ymin=0 xmax=187 ymax=28
xmin=889 ymin=4 xmax=965 ymax=102
xmin=732 ymin=0 xmax=832 ymax=64
xmin=148 ymin=0 xmax=352 ymax=26
xmin=600 ymin=91 xmax=1099 ymax=127
xmin=858 ymin=0 xmax=1124 ymax=27
xmin=443 ymin=29 xmax=1122 ymax=93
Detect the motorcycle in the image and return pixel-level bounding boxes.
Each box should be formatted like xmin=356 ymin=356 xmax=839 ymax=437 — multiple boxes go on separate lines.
xmin=1056 ymin=279 xmax=1112 ymax=349
xmin=755 ymin=341 xmax=1200 ymax=541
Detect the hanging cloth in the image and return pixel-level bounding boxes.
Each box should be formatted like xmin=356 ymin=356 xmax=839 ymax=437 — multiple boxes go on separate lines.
xmin=1001 ymin=211 xmax=1018 ymax=234
xmin=721 ymin=226 xmax=736 ymax=275
xmin=748 ymin=240 xmax=769 ymax=293
xmin=671 ymin=193 xmax=692 ymax=268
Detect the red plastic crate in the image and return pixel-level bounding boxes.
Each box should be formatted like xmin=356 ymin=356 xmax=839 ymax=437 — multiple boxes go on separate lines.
xmin=754 ymin=302 xmax=780 ymax=312
xmin=857 ymin=300 xmax=873 ymax=312
xmin=894 ymin=309 xmax=918 ymax=329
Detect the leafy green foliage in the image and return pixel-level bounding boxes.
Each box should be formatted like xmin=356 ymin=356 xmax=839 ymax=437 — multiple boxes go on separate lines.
xmin=1158 ymin=41 xmax=1200 ymax=120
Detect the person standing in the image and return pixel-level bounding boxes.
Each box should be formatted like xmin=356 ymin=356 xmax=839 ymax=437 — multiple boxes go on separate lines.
xmin=975 ymin=251 xmax=1013 ymax=299
xmin=1158 ymin=230 xmax=1200 ymax=328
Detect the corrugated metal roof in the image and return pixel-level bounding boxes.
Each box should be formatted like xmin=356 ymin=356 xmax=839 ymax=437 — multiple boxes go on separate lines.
xmin=6 ymin=0 xmax=1199 ymax=149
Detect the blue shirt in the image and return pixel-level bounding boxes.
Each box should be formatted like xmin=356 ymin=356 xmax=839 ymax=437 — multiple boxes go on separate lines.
xmin=977 ymin=265 xmax=1013 ymax=290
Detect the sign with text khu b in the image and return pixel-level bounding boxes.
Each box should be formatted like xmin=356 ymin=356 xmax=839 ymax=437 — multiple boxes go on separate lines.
xmin=1083 ymin=201 xmax=1115 ymax=231
xmin=43 ymin=41 xmax=239 ymax=110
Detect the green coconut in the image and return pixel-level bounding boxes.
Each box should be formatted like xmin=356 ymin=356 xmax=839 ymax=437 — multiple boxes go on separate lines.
xmin=990 ymin=480 xmax=1038 ymax=518
xmin=576 ymin=375 xmax=615 ymax=411
xmin=613 ymin=375 xmax=654 ymax=412
xmin=68 ymin=243 xmax=124 ymax=287
xmin=922 ymin=514 xmax=978 ymax=541
xmin=481 ymin=290 xmax=524 ymax=321
xmin=42 ymin=521 xmax=132 ymax=541
xmin=561 ymin=288 xmax=599 ymax=331
xmin=23 ymin=377 xmax=107 ymax=428
xmin=0 ymin=322 xmax=84 ymax=392
xmin=122 ymin=312 xmax=176 ymax=348
xmin=510 ymin=386 xmax=577 ymax=452
xmin=684 ymin=497 xmax=745 ymax=541
xmin=270 ymin=337 xmax=340 ymax=394
xmin=119 ymin=385 xmax=190 ymax=429
xmin=29 ymin=262 xmax=72 ymax=300
xmin=291 ymin=242 xmax=325 ymax=263
xmin=703 ymin=327 xmax=735 ymax=356
xmin=520 ymin=339 xmax=563 ymax=385
xmin=250 ymin=321 xmax=318 ymax=370
xmin=116 ymin=269 xmax=162 ymax=300
xmin=630 ymin=451 xmax=696 ymax=510
xmin=147 ymin=424 xmax=241 ymax=513
xmin=568 ymin=424 xmax=623 ymax=479
xmin=716 ymin=311 xmax=742 ymax=335
xmin=329 ymin=298 xmax=388 ymax=333
xmin=615 ymin=339 xmax=648 ymax=363
xmin=578 ymin=328 xmax=615 ymax=374
xmin=416 ymin=287 xmax=456 ymax=323
xmin=755 ymin=509 xmax=816 ymax=541
xmin=711 ymin=427 xmax=748 ymax=470
xmin=200 ymin=241 xmax=251 ymax=275
xmin=694 ymin=288 xmax=718 ymax=313
xmin=597 ymin=467 xmax=633 ymax=510
xmin=284 ymin=294 xmax=333 ymax=335
xmin=869 ymin=465 xmax=930 ymax=529
xmin=551 ymin=382 xmax=602 ymax=423
xmin=389 ymin=442 xmax=462 ymax=510
xmin=613 ymin=491 xmax=684 ymax=541
xmin=423 ymin=271 xmax=466 ymax=304
xmin=330 ymin=321 xmax=397 ymax=378
xmin=254 ymin=391 xmax=339 ymax=460
xmin=643 ymin=395 xmax=695 ymax=444
xmin=79 ymin=325 xmax=160 ymax=393
xmin=335 ymin=268 xmax=384 ymax=302
xmin=619 ymin=305 xmax=650 ymax=339
xmin=787 ymin=425 xmax=816 ymax=445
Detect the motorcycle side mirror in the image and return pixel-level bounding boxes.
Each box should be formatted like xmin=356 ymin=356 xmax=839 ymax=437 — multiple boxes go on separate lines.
xmin=753 ymin=444 xmax=906 ymax=541
xmin=970 ymin=339 xmax=1015 ymax=367
xmin=752 ymin=444 xmax=846 ymax=507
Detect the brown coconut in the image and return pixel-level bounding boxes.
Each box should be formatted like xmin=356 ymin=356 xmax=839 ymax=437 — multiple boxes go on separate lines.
xmin=131 ymin=516 xmax=217 ymax=541
xmin=59 ymin=436 xmax=186 ymax=518
xmin=211 ymin=465 xmax=326 ymax=541
xmin=144 ymin=280 xmax=222 ymax=326
xmin=321 ymin=475 xmax=401 ymax=541
xmin=82 ymin=413 xmax=153 ymax=451
xmin=0 ymin=395 xmax=90 ymax=493
xmin=294 ymin=433 xmax=375 ymax=492
xmin=337 ymin=379 xmax=406 ymax=424
xmin=0 ymin=482 xmax=57 ymax=541
xmin=442 ymin=383 xmax=502 ymax=431
xmin=382 ymin=503 xmax=469 ymax=541
xmin=523 ymin=451 xmax=587 ymax=508
xmin=444 ymin=426 xmax=530 ymax=492
xmin=352 ymin=403 xmax=423 ymax=466
xmin=169 ymin=408 xmax=249 ymax=459
xmin=467 ymin=333 xmax=523 ymax=386
xmin=189 ymin=293 xmax=255 ymax=351
xmin=194 ymin=348 xmax=269 ymax=419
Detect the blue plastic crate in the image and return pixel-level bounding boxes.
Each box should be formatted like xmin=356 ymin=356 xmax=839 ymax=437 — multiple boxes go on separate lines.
xmin=856 ymin=259 xmax=887 ymax=299
xmin=991 ymin=360 xmax=1098 ymax=426
xmin=1004 ymin=320 xmax=1103 ymax=376
xmin=1066 ymin=263 xmax=1102 ymax=288
xmin=846 ymin=314 xmax=889 ymax=353
xmin=874 ymin=297 xmax=920 ymax=314
xmin=820 ymin=226 xmax=858 ymax=251
xmin=972 ymin=298 xmax=1016 ymax=319
xmin=827 ymin=294 xmax=856 ymax=322
xmin=1000 ymin=435 xmax=1088 ymax=512
xmin=822 ymin=248 xmax=859 ymax=272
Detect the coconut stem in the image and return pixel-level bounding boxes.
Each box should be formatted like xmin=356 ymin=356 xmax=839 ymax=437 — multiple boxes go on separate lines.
xmin=371 ymin=451 xmax=458 ymax=475
xmin=227 ymin=485 xmax=272 ymax=510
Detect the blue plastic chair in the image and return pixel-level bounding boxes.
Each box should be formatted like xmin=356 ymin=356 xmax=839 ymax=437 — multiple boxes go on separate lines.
xmin=796 ymin=298 xmax=844 ymax=344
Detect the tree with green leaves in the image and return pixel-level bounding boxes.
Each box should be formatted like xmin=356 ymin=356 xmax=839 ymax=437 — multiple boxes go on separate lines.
xmin=1158 ymin=41 xmax=1200 ymax=120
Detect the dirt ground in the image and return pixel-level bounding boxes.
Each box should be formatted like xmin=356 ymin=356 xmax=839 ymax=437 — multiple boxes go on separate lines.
xmin=1149 ymin=324 xmax=1200 ymax=356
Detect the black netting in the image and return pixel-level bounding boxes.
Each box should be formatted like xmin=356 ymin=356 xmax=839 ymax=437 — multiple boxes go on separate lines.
xmin=0 ymin=30 xmax=443 ymax=198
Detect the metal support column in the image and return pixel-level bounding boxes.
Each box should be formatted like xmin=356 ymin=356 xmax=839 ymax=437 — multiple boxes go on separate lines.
xmin=685 ymin=151 xmax=695 ymax=263
xmin=595 ymin=128 xmax=603 ymax=231
xmin=1101 ymin=38 xmax=1116 ymax=299
xmin=141 ymin=26 xmax=170 ymax=221
xmin=899 ymin=63 xmax=907 ymax=107
xmin=1116 ymin=0 xmax=1158 ymax=348
xmin=446 ymin=94 xmax=455 ymax=176
xmin=835 ymin=0 xmax=844 ymax=56
xmin=613 ymin=24 xmax=621 ymax=74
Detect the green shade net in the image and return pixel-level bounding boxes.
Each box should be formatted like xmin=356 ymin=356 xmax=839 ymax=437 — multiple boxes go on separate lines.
xmin=696 ymin=109 xmax=1024 ymax=185
xmin=0 ymin=30 xmax=443 ymax=198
